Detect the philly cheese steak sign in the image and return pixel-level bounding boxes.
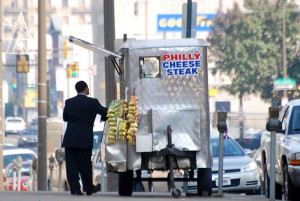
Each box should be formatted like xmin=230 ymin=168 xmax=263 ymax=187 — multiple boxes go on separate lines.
xmin=162 ymin=53 xmax=202 ymax=76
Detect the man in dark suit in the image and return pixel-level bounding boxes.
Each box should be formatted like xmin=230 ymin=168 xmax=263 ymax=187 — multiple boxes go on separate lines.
xmin=62 ymin=80 xmax=108 ymax=195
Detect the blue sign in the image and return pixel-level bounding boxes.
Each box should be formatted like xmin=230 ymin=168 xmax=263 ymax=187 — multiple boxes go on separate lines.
xmin=157 ymin=14 xmax=216 ymax=32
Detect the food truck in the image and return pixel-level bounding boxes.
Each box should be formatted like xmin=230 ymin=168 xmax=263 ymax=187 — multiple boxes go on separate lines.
xmin=69 ymin=36 xmax=212 ymax=197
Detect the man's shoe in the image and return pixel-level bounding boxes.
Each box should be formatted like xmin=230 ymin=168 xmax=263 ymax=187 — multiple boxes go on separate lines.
xmin=86 ymin=184 xmax=100 ymax=196
xmin=71 ymin=191 xmax=84 ymax=196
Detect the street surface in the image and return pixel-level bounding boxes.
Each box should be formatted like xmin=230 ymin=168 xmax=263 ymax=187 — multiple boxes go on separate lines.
xmin=0 ymin=191 xmax=272 ymax=201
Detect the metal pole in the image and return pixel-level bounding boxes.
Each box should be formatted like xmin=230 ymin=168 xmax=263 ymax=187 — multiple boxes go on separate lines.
xmin=37 ymin=0 xmax=48 ymax=191
xmin=58 ymin=164 xmax=62 ymax=191
xmin=282 ymin=6 xmax=287 ymax=101
xmin=218 ymin=132 xmax=224 ymax=196
xmin=270 ymin=132 xmax=276 ymax=201
xmin=186 ymin=0 xmax=192 ymax=38
xmin=104 ymin=0 xmax=118 ymax=191
xmin=0 ymin=0 xmax=4 ymax=191
xmin=101 ymin=161 xmax=105 ymax=192
xmin=13 ymin=171 xmax=17 ymax=191
xmin=104 ymin=0 xmax=116 ymax=105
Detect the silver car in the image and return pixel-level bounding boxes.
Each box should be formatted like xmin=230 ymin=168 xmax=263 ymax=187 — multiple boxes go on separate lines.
xmin=17 ymin=128 xmax=38 ymax=147
xmin=180 ymin=134 xmax=261 ymax=195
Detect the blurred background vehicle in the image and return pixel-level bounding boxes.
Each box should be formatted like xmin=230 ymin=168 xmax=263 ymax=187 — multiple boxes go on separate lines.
xmin=17 ymin=128 xmax=38 ymax=147
xmin=5 ymin=116 xmax=26 ymax=136
xmin=3 ymin=148 xmax=37 ymax=172
xmin=235 ymin=131 xmax=263 ymax=151
xmin=3 ymin=161 xmax=32 ymax=191
xmin=179 ymin=134 xmax=261 ymax=195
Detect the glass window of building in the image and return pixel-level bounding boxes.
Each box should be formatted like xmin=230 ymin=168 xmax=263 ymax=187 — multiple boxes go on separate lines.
xmin=62 ymin=0 xmax=68 ymax=8
xmin=134 ymin=2 xmax=139 ymax=16
xmin=78 ymin=0 xmax=85 ymax=8
xmin=11 ymin=0 xmax=18 ymax=9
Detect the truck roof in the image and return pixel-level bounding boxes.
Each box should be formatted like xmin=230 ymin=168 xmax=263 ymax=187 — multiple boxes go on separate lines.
xmin=287 ymin=99 xmax=300 ymax=106
xmin=119 ymin=38 xmax=208 ymax=50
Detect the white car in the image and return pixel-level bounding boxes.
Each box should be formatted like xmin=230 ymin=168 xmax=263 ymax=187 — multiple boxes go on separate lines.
xmin=5 ymin=116 xmax=26 ymax=136
xmin=3 ymin=148 xmax=37 ymax=171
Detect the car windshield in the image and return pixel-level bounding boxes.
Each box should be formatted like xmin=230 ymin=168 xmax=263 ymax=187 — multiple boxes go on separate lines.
xmin=7 ymin=119 xmax=22 ymax=123
xmin=7 ymin=164 xmax=31 ymax=177
xmin=211 ymin=138 xmax=245 ymax=157
xmin=4 ymin=154 xmax=36 ymax=168
xmin=21 ymin=130 xmax=37 ymax=136
xmin=288 ymin=105 xmax=300 ymax=134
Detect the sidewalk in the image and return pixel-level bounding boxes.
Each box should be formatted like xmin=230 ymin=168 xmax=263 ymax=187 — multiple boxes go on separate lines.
xmin=0 ymin=191 xmax=273 ymax=201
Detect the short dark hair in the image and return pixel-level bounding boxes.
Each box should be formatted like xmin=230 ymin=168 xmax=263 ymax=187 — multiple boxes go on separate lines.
xmin=75 ymin=81 xmax=88 ymax=93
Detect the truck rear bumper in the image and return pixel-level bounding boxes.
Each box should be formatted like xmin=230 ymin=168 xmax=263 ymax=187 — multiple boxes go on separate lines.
xmin=288 ymin=165 xmax=300 ymax=186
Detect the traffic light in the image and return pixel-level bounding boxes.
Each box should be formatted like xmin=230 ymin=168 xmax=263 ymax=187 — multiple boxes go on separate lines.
xmin=67 ymin=62 xmax=79 ymax=78
xmin=12 ymin=78 xmax=17 ymax=89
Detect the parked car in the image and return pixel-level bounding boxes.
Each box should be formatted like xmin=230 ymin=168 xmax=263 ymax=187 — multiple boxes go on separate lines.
xmin=179 ymin=134 xmax=261 ymax=195
xmin=3 ymin=148 xmax=37 ymax=172
xmin=5 ymin=116 xmax=26 ymax=136
xmin=236 ymin=131 xmax=262 ymax=151
xmin=17 ymin=128 xmax=38 ymax=147
xmin=3 ymin=161 xmax=32 ymax=191
xmin=261 ymin=99 xmax=300 ymax=200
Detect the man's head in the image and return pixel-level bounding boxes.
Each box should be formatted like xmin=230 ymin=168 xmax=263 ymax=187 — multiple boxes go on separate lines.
xmin=75 ymin=80 xmax=89 ymax=95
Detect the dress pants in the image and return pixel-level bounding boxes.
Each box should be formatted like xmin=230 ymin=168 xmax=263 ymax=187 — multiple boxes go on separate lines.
xmin=65 ymin=147 xmax=93 ymax=194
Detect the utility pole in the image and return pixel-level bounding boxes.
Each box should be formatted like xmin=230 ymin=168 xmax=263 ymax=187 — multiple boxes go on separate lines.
xmin=104 ymin=0 xmax=118 ymax=191
xmin=104 ymin=0 xmax=116 ymax=105
xmin=37 ymin=0 xmax=48 ymax=190
xmin=282 ymin=5 xmax=288 ymax=103
xmin=0 ymin=0 xmax=4 ymax=191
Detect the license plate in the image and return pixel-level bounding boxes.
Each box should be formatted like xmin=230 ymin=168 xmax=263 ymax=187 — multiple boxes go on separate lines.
xmin=215 ymin=177 xmax=231 ymax=186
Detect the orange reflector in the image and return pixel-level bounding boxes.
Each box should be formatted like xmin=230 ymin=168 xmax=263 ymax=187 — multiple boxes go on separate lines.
xmin=290 ymin=160 xmax=300 ymax=165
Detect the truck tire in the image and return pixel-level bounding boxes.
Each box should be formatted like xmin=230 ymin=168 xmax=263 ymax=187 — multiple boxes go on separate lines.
xmin=275 ymin=182 xmax=282 ymax=200
xmin=197 ymin=168 xmax=212 ymax=196
xmin=284 ymin=164 xmax=297 ymax=200
xmin=118 ymin=170 xmax=133 ymax=196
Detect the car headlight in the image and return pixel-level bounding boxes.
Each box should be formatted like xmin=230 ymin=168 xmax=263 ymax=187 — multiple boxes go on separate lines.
xmin=22 ymin=137 xmax=28 ymax=141
xmin=242 ymin=161 xmax=257 ymax=172
xmin=290 ymin=153 xmax=300 ymax=165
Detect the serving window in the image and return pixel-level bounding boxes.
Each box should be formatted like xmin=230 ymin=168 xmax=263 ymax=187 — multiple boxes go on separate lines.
xmin=139 ymin=57 xmax=161 ymax=78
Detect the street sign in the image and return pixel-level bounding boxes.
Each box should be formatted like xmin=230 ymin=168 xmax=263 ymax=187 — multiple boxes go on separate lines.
xmin=274 ymin=78 xmax=296 ymax=90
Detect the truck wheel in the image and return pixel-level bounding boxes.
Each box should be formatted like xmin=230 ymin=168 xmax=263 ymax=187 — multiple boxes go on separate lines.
xmin=284 ymin=164 xmax=297 ymax=200
xmin=197 ymin=168 xmax=212 ymax=196
xmin=118 ymin=170 xmax=133 ymax=196
xmin=263 ymin=163 xmax=270 ymax=198
xmin=275 ymin=182 xmax=282 ymax=200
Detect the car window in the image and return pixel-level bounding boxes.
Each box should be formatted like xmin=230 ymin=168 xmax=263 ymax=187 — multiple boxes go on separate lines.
xmin=7 ymin=119 xmax=22 ymax=123
xmin=21 ymin=130 xmax=38 ymax=135
xmin=281 ymin=106 xmax=290 ymax=132
xmin=211 ymin=138 xmax=245 ymax=157
xmin=288 ymin=105 xmax=300 ymax=135
xmin=4 ymin=154 xmax=36 ymax=168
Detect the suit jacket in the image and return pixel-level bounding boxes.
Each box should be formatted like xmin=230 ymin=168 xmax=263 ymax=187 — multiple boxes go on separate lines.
xmin=62 ymin=94 xmax=108 ymax=149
